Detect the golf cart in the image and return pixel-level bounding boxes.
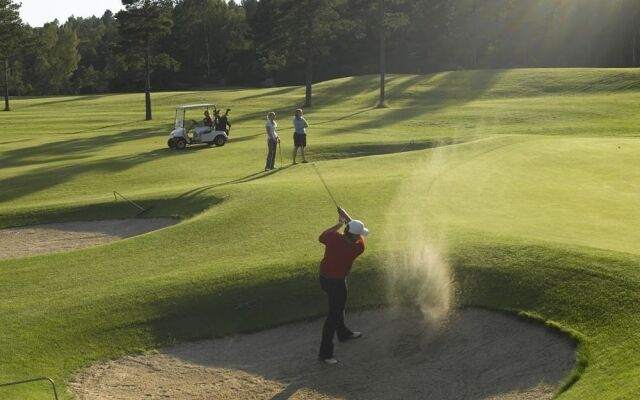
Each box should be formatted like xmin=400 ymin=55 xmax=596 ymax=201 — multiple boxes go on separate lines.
xmin=167 ymin=104 xmax=228 ymax=149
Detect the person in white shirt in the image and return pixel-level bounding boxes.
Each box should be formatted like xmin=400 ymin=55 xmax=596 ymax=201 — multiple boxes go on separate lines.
xmin=265 ymin=112 xmax=280 ymax=170
xmin=292 ymin=108 xmax=309 ymax=164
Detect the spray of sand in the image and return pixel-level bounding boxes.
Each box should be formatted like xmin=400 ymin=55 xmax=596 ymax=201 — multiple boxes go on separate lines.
xmin=383 ymin=148 xmax=455 ymax=326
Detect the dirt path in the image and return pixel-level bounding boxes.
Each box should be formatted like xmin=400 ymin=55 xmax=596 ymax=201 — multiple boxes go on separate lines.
xmin=70 ymin=308 xmax=576 ymax=400
xmin=0 ymin=218 xmax=179 ymax=260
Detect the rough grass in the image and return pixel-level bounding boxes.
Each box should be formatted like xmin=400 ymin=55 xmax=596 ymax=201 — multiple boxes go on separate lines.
xmin=1 ymin=68 xmax=640 ymax=399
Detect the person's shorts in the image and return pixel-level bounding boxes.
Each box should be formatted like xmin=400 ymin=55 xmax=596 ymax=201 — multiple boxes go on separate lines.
xmin=293 ymin=133 xmax=307 ymax=147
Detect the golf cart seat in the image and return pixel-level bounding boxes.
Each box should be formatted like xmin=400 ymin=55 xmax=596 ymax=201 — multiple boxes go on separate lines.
xmin=193 ymin=126 xmax=213 ymax=135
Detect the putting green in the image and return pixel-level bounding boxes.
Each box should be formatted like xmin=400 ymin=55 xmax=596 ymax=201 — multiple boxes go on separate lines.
xmin=423 ymin=135 xmax=640 ymax=254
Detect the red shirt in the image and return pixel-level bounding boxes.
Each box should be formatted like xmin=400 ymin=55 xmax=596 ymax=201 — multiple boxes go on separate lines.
xmin=319 ymin=229 xmax=365 ymax=279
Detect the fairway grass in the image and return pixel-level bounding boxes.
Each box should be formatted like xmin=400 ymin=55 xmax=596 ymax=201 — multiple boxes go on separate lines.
xmin=1 ymin=68 xmax=640 ymax=399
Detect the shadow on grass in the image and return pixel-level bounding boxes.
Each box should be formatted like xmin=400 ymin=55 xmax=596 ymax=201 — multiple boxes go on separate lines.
xmin=0 ymin=123 xmax=236 ymax=203
xmin=177 ymin=164 xmax=295 ymax=198
xmin=15 ymin=94 xmax=109 ymax=109
xmin=66 ymin=120 xmax=144 ymax=135
xmin=1 ymin=127 xmax=158 ymax=169
xmin=309 ymin=137 xmax=472 ymax=162
xmin=0 ymin=192 xmax=222 ymax=229
xmin=220 ymin=76 xmax=380 ymax=127
xmin=218 ymin=72 xmax=503 ymax=140
xmin=234 ymin=86 xmax=302 ymax=102
xmin=175 ymin=136 xmax=463 ymax=200
xmin=201 ymin=72 xmax=500 ymax=130
xmin=345 ymin=71 xmax=504 ymax=133
xmin=0 ymin=146 xmax=194 ymax=205
xmin=146 ymin=266 xmax=385 ymax=343
xmin=227 ymin=133 xmax=262 ymax=144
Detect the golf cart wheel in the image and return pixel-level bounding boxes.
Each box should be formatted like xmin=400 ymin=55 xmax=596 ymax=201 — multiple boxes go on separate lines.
xmin=214 ymin=135 xmax=226 ymax=147
xmin=175 ymin=137 xmax=187 ymax=150
xmin=167 ymin=138 xmax=176 ymax=149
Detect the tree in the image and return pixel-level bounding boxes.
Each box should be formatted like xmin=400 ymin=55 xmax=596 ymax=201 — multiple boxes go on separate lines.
xmin=0 ymin=0 xmax=23 ymax=111
xmin=377 ymin=0 xmax=385 ymax=107
xmin=279 ymin=0 xmax=340 ymax=107
xmin=116 ymin=0 xmax=173 ymax=120
xmin=171 ymin=0 xmax=249 ymax=85
xmin=32 ymin=21 xmax=81 ymax=94
xmin=246 ymin=0 xmax=286 ymax=84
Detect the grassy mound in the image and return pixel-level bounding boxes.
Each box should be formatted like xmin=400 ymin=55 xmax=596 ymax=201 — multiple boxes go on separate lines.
xmin=1 ymin=69 xmax=640 ymax=399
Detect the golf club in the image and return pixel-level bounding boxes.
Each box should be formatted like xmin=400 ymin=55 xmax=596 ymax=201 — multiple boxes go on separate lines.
xmin=278 ymin=140 xmax=283 ymax=168
xmin=312 ymin=163 xmax=339 ymax=209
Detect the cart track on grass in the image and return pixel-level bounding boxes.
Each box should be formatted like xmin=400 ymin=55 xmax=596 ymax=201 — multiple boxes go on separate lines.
xmin=0 ymin=218 xmax=179 ymax=260
xmin=70 ymin=308 xmax=575 ymax=400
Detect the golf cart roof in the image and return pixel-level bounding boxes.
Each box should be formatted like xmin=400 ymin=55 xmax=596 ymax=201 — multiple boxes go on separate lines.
xmin=176 ymin=103 xmax=215 ymax=110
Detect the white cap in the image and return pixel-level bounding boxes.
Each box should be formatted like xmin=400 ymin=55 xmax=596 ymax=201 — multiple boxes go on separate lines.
xmin=347 ymin=220 xmax=369 ymax=237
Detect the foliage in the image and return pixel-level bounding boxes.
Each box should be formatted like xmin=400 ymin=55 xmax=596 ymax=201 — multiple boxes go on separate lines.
xmin=0 ymin=0 xmax=21 ymax=58
xmin=170 ymin=0 xmax=249 ymax=85
xmin=0 ymin=0 xmax=23 ymax=109
xmin=275 ymin=0 xmax=342 ymax=105
xmin=9 ymin=0 xmax=640 ymax=94
xmin=32 ymin=21 xmax=81 ymax=94
xmin=116 ymin=0 xmax=175 ymax=119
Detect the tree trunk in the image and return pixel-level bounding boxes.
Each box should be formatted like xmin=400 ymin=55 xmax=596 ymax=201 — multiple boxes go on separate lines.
xmin=3 ymin=59 xmax=10 ymax=112
xmin=145 ymin=38 xmax=152 ymax=121
xmin=304 ymin=53 xmax=313 ymax=108
xmin=377 ymin=0 xmax=386 ymax=108
xmin=634 ymin=32 xmax=638 ymax=67
xmin=205 ymin=28 xmax=211 ymax=79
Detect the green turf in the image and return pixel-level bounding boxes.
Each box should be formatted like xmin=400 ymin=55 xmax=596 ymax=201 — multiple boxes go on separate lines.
xmin=1 ymin=68 xmax=640 ymax=399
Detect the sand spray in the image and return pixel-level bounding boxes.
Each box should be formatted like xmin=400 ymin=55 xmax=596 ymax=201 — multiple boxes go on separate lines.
xmin=383 ymin=147 xmax=455 ymax=327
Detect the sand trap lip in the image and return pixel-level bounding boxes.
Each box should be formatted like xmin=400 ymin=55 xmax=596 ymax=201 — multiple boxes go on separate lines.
xmin=70 ymin=308 xmax=576 ymax=400
xmin=0 ymin=218 xmax=179 ymax=260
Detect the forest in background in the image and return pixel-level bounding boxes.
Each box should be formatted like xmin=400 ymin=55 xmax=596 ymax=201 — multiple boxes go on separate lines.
xmin=3 ymin=0 xmax=640 ymax=96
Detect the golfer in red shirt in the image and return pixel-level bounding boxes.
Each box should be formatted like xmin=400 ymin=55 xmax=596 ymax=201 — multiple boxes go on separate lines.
xmin=318 ymin=207 xmax=369 ymax=364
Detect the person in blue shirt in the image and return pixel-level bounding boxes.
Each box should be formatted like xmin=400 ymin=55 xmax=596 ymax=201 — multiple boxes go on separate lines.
xmin=292 ymin=108 xmax=309 ymax=164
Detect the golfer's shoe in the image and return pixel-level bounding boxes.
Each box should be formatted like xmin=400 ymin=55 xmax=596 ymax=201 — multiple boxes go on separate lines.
xmin=339 ymin=332 xmax=362 ymax=342
xmin=319 ymin=357 xmax=338 ymax=365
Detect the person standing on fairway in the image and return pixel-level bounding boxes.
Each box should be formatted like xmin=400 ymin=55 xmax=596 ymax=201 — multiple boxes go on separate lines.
xmin=265 ymin=112 xmax=279 ymax=171
xmin=292 ymin=108 xmax=309 ymax=164
xmin=318 ymin=207 xmax=369 ymax=364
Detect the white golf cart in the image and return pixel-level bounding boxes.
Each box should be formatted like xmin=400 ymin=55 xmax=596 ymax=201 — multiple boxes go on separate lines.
xmin=167 ymin=103 xmax=228 ymax=149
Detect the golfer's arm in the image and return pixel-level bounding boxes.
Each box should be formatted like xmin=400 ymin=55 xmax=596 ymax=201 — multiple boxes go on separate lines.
xmin=325 ymin=223 xmax=342 ymax=233
xmin=319 ymin=224 xmax=342 ymax=243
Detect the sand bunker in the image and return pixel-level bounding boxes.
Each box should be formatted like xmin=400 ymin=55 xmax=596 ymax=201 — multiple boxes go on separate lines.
xmin=0 ymin=218 xmax=179 ymax=260
xmin=70 ymin=308 xmax=576 ymax=400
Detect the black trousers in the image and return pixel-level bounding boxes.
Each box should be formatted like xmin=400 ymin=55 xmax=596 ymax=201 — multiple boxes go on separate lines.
xmin=265 ymin=139 xmax=277 ymax=169
xmin=319 ymin=275 xmax=354 ymax=359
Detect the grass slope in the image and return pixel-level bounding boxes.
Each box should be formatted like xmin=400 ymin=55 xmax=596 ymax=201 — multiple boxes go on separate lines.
xmin=1 ymin=68 xmax=640 ymax=399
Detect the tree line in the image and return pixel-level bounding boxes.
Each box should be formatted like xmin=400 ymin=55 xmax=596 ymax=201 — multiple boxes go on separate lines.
xmin=3 ymin=0 xmax=640 ymax=110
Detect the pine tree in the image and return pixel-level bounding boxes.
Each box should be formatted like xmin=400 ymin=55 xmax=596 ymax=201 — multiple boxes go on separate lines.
xmin=116 ymin=0 xmax=173 ymax=120
xmin=279 ymin=0 xmax=340 ymax=107
xmin=0 ymin=0 xmax=23 ymax=111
